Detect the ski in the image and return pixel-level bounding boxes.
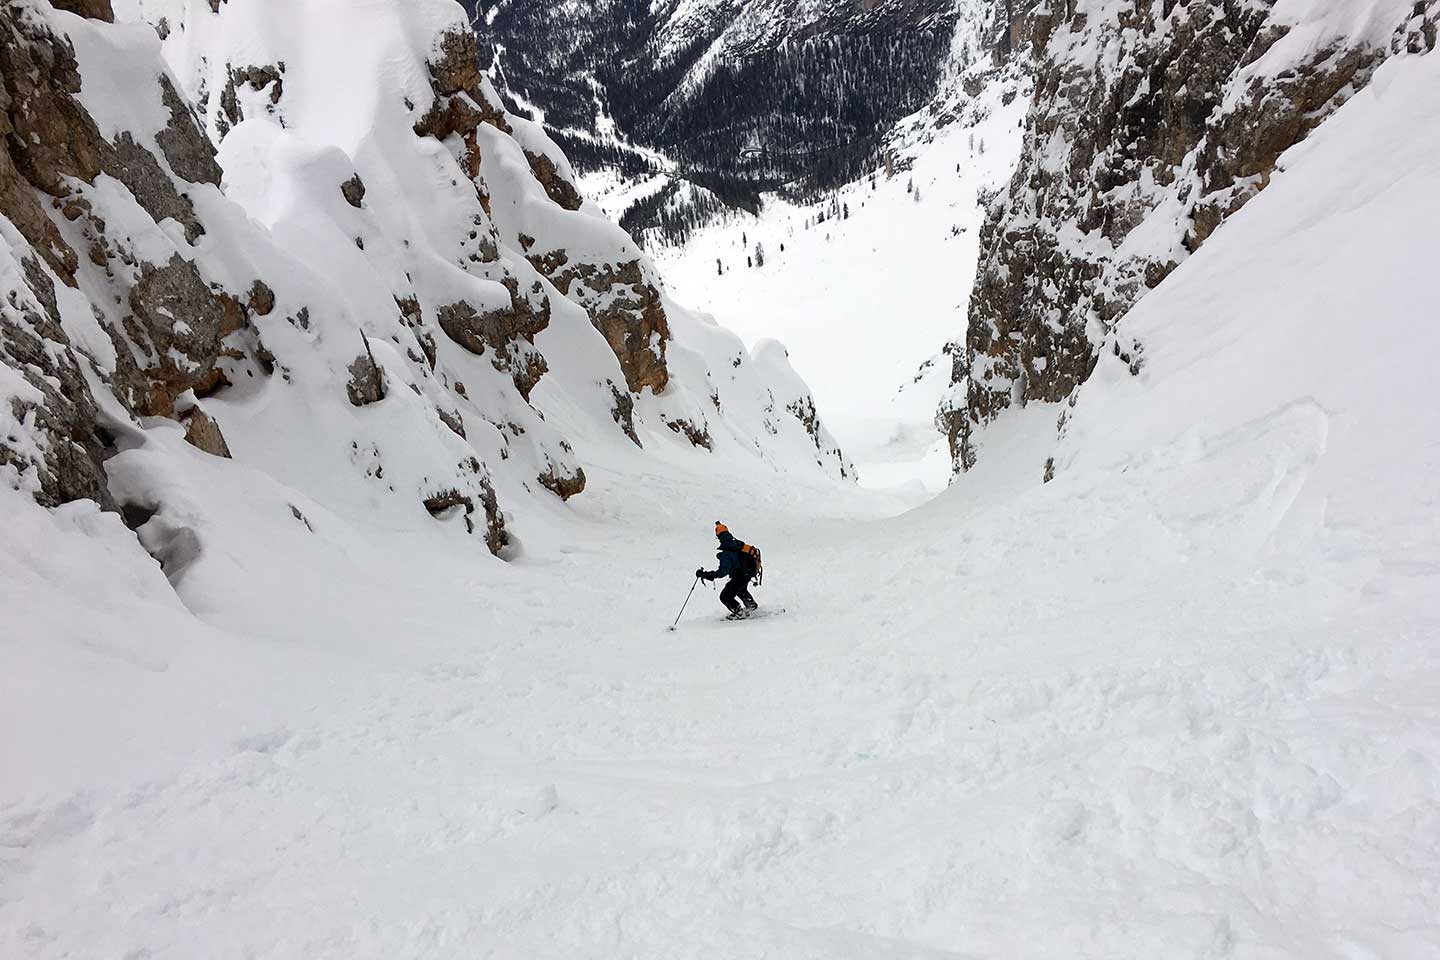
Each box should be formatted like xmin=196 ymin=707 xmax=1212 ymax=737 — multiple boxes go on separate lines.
xmin=723 ymin=606 xmax=786 ymax=622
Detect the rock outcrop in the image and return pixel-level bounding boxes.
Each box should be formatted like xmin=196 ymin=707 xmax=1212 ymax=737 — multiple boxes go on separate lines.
xmin=1 ymin=6 xmax=107 ymax=280
xmin=786 ymin=395 xmax=851 ymax=480
xmin=126 ymin=256 xmax=232 ymax=416
xmin=423 ymin=459 xmax=508 ymax=554
xmin=537 ymin=458 xmax=585 ymax=500
xmin=419 ymin=24 xmax=672 ymax=406
xmin=340 ymin=173 xmax=366 ymax=208
xmin=49 ymin=0 xmax=110 ymax=19
xmin=666 ymin=417 xmax=712 ymax=450
xmin=540 ymin=257 xmax=669 ymax=395
xmin=413 ymin=25 xmax=511 ymax=179
xmin=218 ymin=63 xmax=284 ymax=136
xmin=180 ymin=406 xmax=232 ymax=458
xmin=345 ymin=343 xmax=386 ymax=407
xmin=523 ymin=149 xmax=582 ymax=211
xmin=435 ymin=283 xmax=550 ymax=401
xmin=0 ymin=1 xmax=247 ymax=506
xmin=0 ymin=255 xmax=113 ymax=508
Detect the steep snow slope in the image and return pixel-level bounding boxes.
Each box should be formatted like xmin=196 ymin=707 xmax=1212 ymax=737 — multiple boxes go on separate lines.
xmin=4 ymin=26 xmax=1439 ymax=960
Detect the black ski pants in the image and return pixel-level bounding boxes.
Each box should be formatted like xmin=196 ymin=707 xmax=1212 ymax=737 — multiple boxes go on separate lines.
xmin=720 ymin=574 xmax=757 ymax=612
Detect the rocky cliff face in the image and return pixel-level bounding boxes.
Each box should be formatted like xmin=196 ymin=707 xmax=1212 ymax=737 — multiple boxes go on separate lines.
xmin=0 ymin=0 xmax=247 ymax=510
xmin=940 ymin=0 xmax=1438 ymax=473
xmin=0 ymin=0 xmax=850 ymax=585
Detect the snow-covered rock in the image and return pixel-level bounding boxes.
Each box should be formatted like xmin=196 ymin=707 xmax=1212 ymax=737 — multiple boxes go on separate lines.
xmin=0 ymin=0 xmax=851 ymax=589
xmin=941 ymin=0 xmax=1438 ymax=473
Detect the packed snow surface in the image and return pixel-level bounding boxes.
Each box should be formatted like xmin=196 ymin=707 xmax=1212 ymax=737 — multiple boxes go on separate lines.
xmin=5 ymin=12 xmax=1440 ymax=960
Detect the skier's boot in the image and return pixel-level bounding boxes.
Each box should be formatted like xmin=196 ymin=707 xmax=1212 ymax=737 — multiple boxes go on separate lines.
xmin=725 ymin=608 xmax=749 ymax=621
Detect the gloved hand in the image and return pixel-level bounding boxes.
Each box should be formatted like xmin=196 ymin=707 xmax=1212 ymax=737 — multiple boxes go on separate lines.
xmin=694 ymin=569 xmax=705 ymax=579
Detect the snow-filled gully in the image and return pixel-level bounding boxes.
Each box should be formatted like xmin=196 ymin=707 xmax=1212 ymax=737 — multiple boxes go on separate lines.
xmin=4 ymin=4 xmax=1440 ymax=958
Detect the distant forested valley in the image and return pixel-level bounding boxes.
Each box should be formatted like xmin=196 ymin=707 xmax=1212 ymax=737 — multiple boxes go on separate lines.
xmin=461 ymin=0 xmax=958 ymax=244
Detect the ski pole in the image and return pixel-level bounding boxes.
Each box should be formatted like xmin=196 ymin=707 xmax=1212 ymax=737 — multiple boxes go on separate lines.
xmin=669 ymin=576 xmax=700 ymax=631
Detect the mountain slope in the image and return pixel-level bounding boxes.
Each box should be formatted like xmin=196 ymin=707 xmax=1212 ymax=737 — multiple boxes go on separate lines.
xmin=468 ymin=0 xmax=978 ymax=241
xmin=0 ymin=0 xmax=851 ymax=594
xmin=940 ymin=0 xmax=1437 ymax=473
xmin=4 ymin=28 xmax=1440 ymax=957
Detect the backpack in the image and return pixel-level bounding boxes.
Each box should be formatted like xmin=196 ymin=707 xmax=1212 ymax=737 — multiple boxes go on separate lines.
xmin=739 ymin=542 xmax=763 ymax=585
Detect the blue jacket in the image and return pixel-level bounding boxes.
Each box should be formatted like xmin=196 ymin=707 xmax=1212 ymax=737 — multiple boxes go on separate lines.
xmin=701 ymin=532 xmax=749 ymax=581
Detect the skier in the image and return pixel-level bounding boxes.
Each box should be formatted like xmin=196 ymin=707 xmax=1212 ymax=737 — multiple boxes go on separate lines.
xmin=696 ymin=521 xmax=760 ymax=620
